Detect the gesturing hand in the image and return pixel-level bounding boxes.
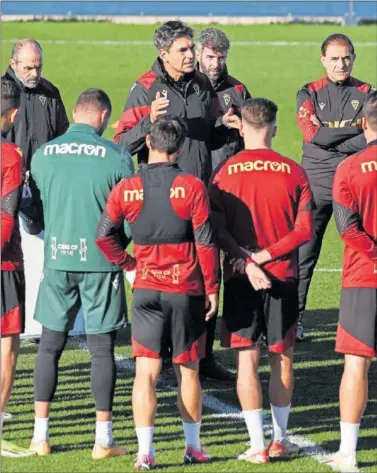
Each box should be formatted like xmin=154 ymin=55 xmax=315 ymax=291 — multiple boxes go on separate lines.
xmin=150 ymin=91 xmax=170 ymax=123
xmin=222 ymin=108 xmax=241 ymax=130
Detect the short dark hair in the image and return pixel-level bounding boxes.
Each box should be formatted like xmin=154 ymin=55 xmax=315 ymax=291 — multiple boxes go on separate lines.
xmin=321 ymin=33 xmax=355 ymax=56
xmin=75 ymin=88 xmax=112 ymax=114
xmin=149 ymin=117 xmax=187 ymax=154
xmin=153 ymin=20 xmax=194 ymax=51
xmin=241 ymin=98 xmax=278 ymax=129
xmin=197 ymin=28 xmax=230 ymax=53
xmin=1 ymin=77 xmax=20 ymax=117
xmin=363 ymin=91 xmax=377 ymax=132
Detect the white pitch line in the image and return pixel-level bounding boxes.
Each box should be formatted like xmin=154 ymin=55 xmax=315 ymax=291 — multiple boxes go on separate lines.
xmin=2 ymin=39 xmax=377 ymax=47
xmin=69 ymin=337 xmax=358 ymax=472
xmin=314 ymin=268 xmax=342 ymax=272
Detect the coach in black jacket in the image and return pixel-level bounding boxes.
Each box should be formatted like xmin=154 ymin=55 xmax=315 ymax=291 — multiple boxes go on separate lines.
xmin=296 ymin=33 xmax=375 ymax=341
xmin=196 ymin=28 xmax=251 ymax=169
xmin=114 ymin=20 xmax=240 ymax=185
xmin=4 ymin=39 xmax=69 ymax=170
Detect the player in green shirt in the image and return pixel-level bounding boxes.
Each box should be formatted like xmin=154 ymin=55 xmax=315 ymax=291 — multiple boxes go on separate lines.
xmin=28 ymin=89 xmax=135 ymax=460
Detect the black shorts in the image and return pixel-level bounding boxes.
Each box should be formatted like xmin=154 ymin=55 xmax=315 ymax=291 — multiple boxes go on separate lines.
xmin=336 ymin=288 xmax=377 ymax=358
xmin=1 ymin=271 xmax=25 ymax=336
xmin=221 ymin=277 xmax=298 ymax=353
xmin=131 ymin=289 xmax=206 ymax=364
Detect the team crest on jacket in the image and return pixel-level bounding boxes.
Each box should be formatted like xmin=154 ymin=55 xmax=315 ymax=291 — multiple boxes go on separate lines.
xmin=161 ymin=89 xmax=168 ymax=98
xmin=39 ymin=96 xmax=46 ymax=105
xmin=223 ymin=94 xmax=231 ymax=106
xmin=351 ymin=100 xmax=360 ymax=111
xmin=193 ymin=84 xmax=200 ymax=95
xmin=319 ymin=102 xmax=326 ymax=110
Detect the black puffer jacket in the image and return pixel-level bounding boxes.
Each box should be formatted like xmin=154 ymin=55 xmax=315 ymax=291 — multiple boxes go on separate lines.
xmin=4 ymin=66 xmax=69 ymax=170
xmin=210 ymin=68 xmax=251 ymax=169
xmin=114 ymin=58 xmax=226 ymax=184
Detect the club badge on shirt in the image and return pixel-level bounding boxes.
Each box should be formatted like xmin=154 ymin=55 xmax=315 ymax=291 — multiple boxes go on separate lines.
xmin=223 ymin=94 xmax=231 ymax=107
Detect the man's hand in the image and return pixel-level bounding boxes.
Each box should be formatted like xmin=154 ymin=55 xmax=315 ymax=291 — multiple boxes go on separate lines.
xmin=222 ymin=108 xmax=241 ymax=130
xmin=205 ymin=293 xmax=219 ymax=321
xmin=123 ymin=253 xmax=136 ymax=272
xmin=150 ymin=91 xmax=170 ymax=123
xmin=245 ymin=262 xmax=271 ymax=291
xmin=125 ymin=269 xmax=136 ymax=288
xmin=310 ymin=114 xmax=321 ymax=127
xmin=251 ymin=249 xmax=272 ymax=266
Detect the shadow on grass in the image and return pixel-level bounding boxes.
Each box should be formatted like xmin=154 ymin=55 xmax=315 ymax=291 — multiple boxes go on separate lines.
xmin=9 ymin=309 xmax=376 ymax=465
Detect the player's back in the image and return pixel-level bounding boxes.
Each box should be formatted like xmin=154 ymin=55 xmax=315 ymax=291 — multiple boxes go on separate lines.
xmin=333 ymin=141 xmax=377 ymax=287
xmin=111 ymin=162 xmax=212 ymax=295
xmin=346 ymin=144 xmax=377 ymax=240
xmin=1 ymin=139 xmax=23 ymax=271
xmin=31 ymin=123 xmax=133 ymax=272
xmin=212 ymin=148 xmax=312 ymax=280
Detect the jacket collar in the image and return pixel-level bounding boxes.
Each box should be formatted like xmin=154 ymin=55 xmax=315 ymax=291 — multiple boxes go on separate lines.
xmin=327 ymin=76 xmax=352 ymax=87
xmin=67 ymin=123 xmax=98 ymax=135
xmin=5 ymin=65 xmax=42 ymax=93
xmin=367 ymin=139 xmax=377 ymax=147
xmin=152 ymin=58 xmax=195 ymax=84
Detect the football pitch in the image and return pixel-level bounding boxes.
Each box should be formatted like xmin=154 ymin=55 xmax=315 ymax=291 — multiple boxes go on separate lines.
xmin=1 ymin=22 xmax=377 ymax=472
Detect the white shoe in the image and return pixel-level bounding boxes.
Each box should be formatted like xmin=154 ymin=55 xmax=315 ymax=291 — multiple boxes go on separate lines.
xmin=1 ymin=440 xmax=36 ymax=457
xmin=320 ymin=451 xmax=358 ymax=472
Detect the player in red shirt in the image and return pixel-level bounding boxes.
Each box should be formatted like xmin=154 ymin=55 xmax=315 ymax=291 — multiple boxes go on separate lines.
xmin=321 ymin=92 xmax=377 ymax=471
xmin=0 ymin=78 xmax=33 ymax=456
xmin=96 ymin=117 xmax=219 ymax=469
xmin=209 ymin=98 xmax=314 ymax=464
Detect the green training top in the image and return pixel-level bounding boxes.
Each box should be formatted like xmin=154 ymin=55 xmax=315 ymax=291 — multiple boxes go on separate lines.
xmin=31 ymin=123 xmax=134 ymax=272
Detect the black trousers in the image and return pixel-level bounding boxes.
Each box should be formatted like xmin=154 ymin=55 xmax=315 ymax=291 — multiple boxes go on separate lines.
xmin=298 ymin=194 xmax=333 ymax=323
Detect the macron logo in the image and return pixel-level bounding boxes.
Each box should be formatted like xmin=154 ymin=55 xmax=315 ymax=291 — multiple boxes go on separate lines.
xmin=361 ymin=161 xmax=377 ymax=173
xmin=44 ymin=143 xmax=106 ymax=158
xmin=124 ymin=187 xmax=186 ymax=202
xmin=228 ymin=160 xmax=291 ymax=175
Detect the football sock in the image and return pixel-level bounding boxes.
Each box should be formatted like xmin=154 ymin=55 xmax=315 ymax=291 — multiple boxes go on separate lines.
xmin=135 ymin=426 xmax=154 ymax=456
xmin=271 ymin=403 xmax=291 ymax=441
xmin=339 ymin=422 xmax=359 ymax=456
xmin=243 ymin=409 xmax=266 ymax=452
xmin=95 ymin=420 xmax=113 ymax=447
xmin=33 ymin=416 xmax=49 ymax=442
xmin=182 ymin=420 xmax=201 ymax=451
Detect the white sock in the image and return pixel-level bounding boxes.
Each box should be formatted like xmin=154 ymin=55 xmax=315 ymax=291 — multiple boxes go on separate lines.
xmin=33 ymin=416 xmax=49 ymax=442
xmin=0 ymin=412 xmax=5 ymax=437
xmin=95 ymin=421 xmax=113 ymax=447
xmin=135 ymin=426 xmax=154 ymax=456
xmin=243 ymin=409 xmax=266 ymax=452
xmin=182 ymin=420 xmax=201 ymax=451
xmin=339 ymin=422 xmax=360 ymax=456
xmin=271 ymin=404 xmax=291 ymax=442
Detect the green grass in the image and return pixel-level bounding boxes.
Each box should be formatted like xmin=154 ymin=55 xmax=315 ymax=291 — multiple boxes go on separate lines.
xmin=1 ymin=22 xmax=377 ymax=472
